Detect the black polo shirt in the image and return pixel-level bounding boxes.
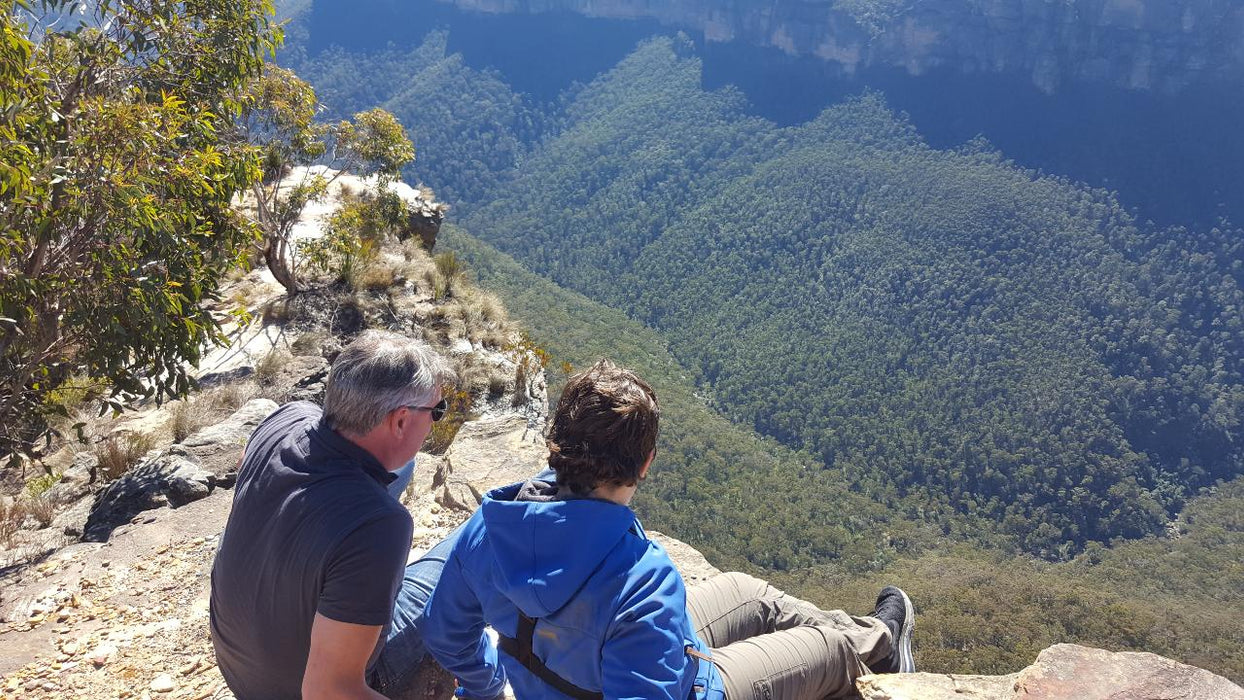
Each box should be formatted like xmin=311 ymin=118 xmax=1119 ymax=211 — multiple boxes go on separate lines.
xmin=210 ymin=401 xmax=413 ymax=699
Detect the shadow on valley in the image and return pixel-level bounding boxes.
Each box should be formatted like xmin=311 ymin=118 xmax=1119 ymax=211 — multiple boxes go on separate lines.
xmin=304 ymin=0 xmax=1243 ymax=228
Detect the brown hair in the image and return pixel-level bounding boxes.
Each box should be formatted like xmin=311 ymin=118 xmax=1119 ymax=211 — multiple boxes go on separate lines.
xmin=546 ymin=359 xmax=659 ymax=494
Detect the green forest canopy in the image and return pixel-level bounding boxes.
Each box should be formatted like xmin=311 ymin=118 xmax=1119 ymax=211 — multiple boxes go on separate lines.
xmin=296 ymin=34 xmax=1244 ymax=556
xmin=441 ymin=222 xmax=1244 ymax=682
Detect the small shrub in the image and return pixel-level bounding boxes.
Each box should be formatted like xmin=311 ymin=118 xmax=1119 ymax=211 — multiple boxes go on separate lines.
xmin=44 ymin=378 xmax=104 ymax=415
xmin=25 ymin=471 xmax=61 ymax=499
xmin=25 ymin=496 xmax=56 ymax=529
xmin=341 ymin=238 xmax=379 ymax=290
xmin=423 ymin=267 xmax=447 ymax=301
xmin=487 ymin=371 xmax=509 ymax=401
xmin=434 ymin=250 xmax=462 ymax=279
xmin=431 ymin=252 xmax=464 ymax=299
xmin=97 ymin=432 xmax=156 ymax=481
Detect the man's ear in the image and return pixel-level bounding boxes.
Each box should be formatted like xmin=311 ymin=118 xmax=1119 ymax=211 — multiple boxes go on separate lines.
xmin=387 ymin=407 xmax=407 ymax=438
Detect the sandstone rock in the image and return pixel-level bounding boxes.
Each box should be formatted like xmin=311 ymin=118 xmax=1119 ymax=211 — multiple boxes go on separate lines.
xmin=286 ymin=355 xmax=330 ymax=404
xmin=52 ymin=496 xmax=95 ymax=538
xmin=177 ymin=399 xmax=279 ymax=477
xmin=435 ymin=415 xmax=546 ymax=511
xmin=257 ymin=354 xmax=328 ymax=404
xmin=857 ymin=672 xmax=1017 ymax=699
xmin=164 ymin=461 xmax=214 ymax=503
xmin=89 ymin=644 xmax=117 ymax=667
xmin=408 ymin=453 xmax=445 ymax=502
xmin=195 ymin=317 xmax=285 ymax=386
xmin=648 ymin=530 xmax=721 ymax=585
xmin=44 ymin=453 xmax=99 ymax=505
xmin=856 ymin=643 xmax=1244 ymax=700
xmin=1016 ymin=644 xmax=1243 ymax=700
xmin=82 ymin=456 xmax=216 ymax=542
xmin=149 ymin=673 xmax=175 ymax=693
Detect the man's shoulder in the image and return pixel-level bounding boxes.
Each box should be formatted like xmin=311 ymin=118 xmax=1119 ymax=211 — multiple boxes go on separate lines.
xmin=259 ymin=400 xmax=321 ymax=433
xmin=243 ymin=400 xmax=318 ymax=448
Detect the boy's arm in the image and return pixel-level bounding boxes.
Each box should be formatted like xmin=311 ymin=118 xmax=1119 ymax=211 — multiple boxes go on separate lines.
xmin=422 ymin=539 xmax=508 ymax=699
xmin=601 ymin=564 xmax=693 ymax=700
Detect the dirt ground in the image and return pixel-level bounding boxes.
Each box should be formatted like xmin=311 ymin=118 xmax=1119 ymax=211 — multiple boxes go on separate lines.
xmin=0 ymin=484 xmax=467 ymax=700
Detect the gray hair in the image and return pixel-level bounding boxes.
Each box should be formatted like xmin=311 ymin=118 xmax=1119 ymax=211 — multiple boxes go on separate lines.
xmin=323 ymin=330 xmax=456 ymax=435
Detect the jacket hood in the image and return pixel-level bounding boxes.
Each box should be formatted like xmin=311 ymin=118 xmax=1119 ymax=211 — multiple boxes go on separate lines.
xmin=480 ymin=481 xmax=638 ymax=617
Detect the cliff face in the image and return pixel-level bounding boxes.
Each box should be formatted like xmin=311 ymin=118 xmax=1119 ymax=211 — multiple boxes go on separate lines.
xmin=436 ymin=0 xmax=1244 ymax=93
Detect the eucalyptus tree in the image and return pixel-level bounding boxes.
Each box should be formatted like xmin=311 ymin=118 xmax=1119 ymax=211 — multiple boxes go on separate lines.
xmin=0 ymin=0 xmax=279 ymax=463
xmin=236 ymin=63 xmax=414 ymax=293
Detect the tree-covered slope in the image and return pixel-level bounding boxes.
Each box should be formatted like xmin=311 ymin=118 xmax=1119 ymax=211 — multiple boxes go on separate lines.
xmin=459 ymin=37 xmax=1244 ymax=556
xmin=440 ymin=223 xmax=946 ymax=571
xmin=284 ymin=26 xmax=1243 ymax=557
xmin=780 ymin=476 xmax=1244 ymax=681
xmin=444 ymin=222 xmax=1244 ymax=682
xmin=289 ymin=31 xmax=541 ymax=205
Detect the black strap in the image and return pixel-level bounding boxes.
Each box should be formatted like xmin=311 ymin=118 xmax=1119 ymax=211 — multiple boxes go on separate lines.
xmin=497 ymin=612 xmax=604 ymax=700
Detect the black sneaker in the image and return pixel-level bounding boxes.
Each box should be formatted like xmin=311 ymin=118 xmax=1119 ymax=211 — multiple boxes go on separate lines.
xmin=871 ymin=585 xmax=916 ymax=673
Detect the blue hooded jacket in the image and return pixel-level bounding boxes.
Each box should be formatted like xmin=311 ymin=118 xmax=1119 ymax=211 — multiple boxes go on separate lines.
xmin=422 ymin=480 xmax=722 ymax=700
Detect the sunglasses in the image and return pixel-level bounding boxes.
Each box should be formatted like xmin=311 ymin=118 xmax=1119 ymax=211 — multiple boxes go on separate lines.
xmin=404 ymin=398 xmax=448 ymax=422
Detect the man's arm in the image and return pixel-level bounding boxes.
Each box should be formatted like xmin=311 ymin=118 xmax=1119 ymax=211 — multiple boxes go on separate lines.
xmin=311 ymin=511 xmax=412 ymax=699
xmin=302 ymin=613 xmax=387 ymax=700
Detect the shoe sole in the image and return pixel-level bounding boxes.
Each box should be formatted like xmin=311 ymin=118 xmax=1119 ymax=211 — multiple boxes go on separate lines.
xmin=894 ymin=587 xmax=916 ymax=673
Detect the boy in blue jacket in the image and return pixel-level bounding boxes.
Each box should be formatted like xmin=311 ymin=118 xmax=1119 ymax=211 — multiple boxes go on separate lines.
xmin=423 ymin=359 xmax=915 ymax=699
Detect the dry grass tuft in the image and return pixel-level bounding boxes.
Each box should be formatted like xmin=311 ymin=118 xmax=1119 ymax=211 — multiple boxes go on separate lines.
xmin=354 ymin=259 xmax=397 ymax=291
xmin=424 ymin=251 xmax=465 ymax=300
xmin=25 ymin=495 xmax=56 ymax=529
xmin=255 ymin=348 xmax=291 ymax=387
xmin=0 ymin=499 xmax=24 ymax=546
xmin=487 ymin=369 xmax=510 ymax=401
xmin=96 ymin=432 xmax=156 ymax=481
xmin=170 ymin=400 xmax=210 ymax=444
xmin=203 ymin=383 xmax=255 ymax=412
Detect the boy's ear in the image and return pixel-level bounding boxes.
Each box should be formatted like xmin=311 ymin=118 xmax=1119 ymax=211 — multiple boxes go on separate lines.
xmin=639 ymin=449 xmax=655 ymax=480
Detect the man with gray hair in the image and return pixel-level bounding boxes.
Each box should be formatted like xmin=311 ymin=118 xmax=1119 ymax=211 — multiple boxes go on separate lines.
xmin=211 ymin=330 xmax=458 ymax=699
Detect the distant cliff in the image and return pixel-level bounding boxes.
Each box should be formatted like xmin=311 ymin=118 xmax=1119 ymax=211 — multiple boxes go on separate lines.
xmin=434 ymin=0 xmax=1244 ymax=93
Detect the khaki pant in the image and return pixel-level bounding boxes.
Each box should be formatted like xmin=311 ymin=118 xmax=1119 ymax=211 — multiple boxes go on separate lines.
xmin=686 ymin=573 xmax=891 ymax=700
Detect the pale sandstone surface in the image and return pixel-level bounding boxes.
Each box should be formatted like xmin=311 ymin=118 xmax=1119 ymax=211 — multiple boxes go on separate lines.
xmin=856 ymin=643 xmax=1244 ymax=700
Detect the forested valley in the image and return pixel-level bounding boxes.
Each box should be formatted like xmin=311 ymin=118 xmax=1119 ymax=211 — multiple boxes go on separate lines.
xmin=281 ymin=15 xmax=1244 ymax=680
